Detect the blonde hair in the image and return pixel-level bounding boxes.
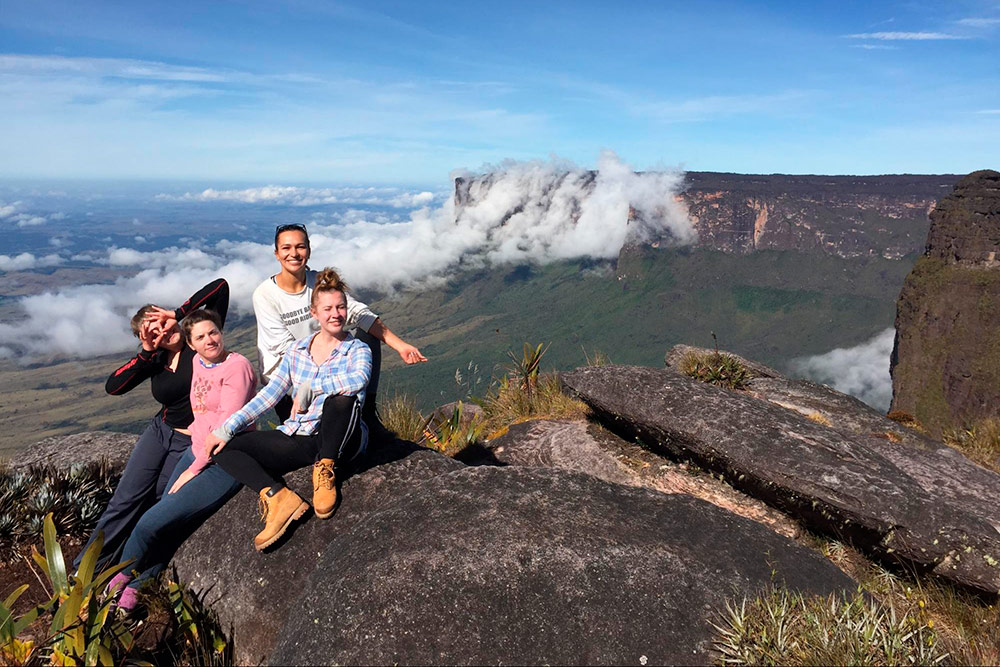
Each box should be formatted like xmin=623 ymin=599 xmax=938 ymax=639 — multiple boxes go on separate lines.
xmin=311 ymin=267 xmax=349 ymax=307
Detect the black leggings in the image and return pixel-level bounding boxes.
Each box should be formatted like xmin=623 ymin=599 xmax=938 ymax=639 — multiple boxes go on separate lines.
xmin=214 ymin=394 xmax=363 ymax=493
xmin=274 ymin=330 xmax=381 ymax=425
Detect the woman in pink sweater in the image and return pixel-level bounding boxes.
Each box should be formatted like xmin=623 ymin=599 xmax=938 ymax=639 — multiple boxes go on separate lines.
xmin=108 ymin=309 xmax=256 ymax=612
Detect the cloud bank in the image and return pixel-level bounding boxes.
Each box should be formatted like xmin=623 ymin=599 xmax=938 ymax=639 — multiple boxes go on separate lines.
xmin=0 ymin=252 xmax=64 ymax=272
xmin=791 ymin=328 xmax=896 ymax=412
xmin=0 ymin=152 xmax=693 ymax=361
xmin=157 ymin=185 xmax=439 ymax=208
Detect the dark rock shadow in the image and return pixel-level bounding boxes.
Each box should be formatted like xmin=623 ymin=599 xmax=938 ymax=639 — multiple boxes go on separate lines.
xmin=453 ymin=442 xmax=508 ymax=467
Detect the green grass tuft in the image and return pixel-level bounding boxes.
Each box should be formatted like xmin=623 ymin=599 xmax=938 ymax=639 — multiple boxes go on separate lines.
xmin=680 ymin=350 xmax=753 ymax=391
xmin=713 ymin=585 xmax=947 ymax=666
xmin=943 ymin=417 xmax=1000 ymax=474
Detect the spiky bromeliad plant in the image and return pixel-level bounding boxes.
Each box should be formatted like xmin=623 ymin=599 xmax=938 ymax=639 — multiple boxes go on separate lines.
xmin=506 ymin=342 xmax=550 ymax=397
xmin=0 ymin=462 xmax=117 ymax=551
xmin=422 ymin=401 xmax=484 ymax=457
xmin=1 ymin=513 xmax=135 ymax=666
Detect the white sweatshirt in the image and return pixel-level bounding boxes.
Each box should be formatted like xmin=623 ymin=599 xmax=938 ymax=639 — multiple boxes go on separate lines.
xmin=252 ymin=269 xmax=378 ymax=383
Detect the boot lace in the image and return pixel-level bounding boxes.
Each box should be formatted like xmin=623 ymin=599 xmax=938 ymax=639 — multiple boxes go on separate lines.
xmin=257 ymin=495 xmax=269 ymax=522
xmin=315 ymin=463 xmax=336 ymax=490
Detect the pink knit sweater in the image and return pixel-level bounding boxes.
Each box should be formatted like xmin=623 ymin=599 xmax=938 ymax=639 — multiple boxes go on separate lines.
xmin=185 ymin=351 xmax=257 ymax=476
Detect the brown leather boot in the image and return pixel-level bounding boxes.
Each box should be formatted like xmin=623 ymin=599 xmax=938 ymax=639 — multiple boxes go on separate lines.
xmin=254 ymin=486 xmax=309 ymax=551
xmin=312 ymin=458 xmax=338 ymax=519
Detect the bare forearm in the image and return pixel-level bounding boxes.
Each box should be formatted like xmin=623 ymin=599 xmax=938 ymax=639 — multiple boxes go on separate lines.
xmin=366 ymin=318 xmax=427 ymax=364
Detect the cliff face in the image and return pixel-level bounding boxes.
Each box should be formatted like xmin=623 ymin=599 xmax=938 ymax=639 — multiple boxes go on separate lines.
xmin=683 ymin=173 xmax=957 ymax=259
xmin=890 ymin=170 xmax=1000 ymax=436
xmin=454 ymin=171 xmax=959 ymax=260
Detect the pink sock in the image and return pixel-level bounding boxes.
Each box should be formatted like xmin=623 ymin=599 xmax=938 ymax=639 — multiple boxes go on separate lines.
xmin=117 ymin=584 xmax=139 ymax=611
xmin=107 ymin=572 xmax=132 ymax=595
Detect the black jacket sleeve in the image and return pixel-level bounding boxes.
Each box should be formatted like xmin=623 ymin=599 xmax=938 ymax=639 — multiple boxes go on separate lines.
xmin=175 ymin=278 xmax=230 ymax=329
xmin=105 ymin=348 xmax=161 ymax=395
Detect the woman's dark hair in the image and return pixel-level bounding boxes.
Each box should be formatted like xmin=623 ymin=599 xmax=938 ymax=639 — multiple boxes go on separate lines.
xmin=311 ymin=268 xmax=349 ymax=307
xmin=275 ymin=223 xmax=309 ymax=249
xmin=180 ymin=309 xmax=223 ymax=343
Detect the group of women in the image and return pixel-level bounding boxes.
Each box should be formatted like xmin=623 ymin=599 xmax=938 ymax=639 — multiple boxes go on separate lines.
xmin=75 ymin=223 xmax=427 ymax=613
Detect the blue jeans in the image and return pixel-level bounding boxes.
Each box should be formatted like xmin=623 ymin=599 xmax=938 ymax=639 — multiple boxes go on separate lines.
xmin=119 ymin=448 xmax=243 ymax=587
xmin=75 ymin=417 xmax=190 ymax=571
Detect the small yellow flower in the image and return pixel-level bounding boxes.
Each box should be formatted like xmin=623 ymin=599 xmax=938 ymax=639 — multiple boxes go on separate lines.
xmin=918 ymin=600 xmax=925 ymax=608
xmin=927 ymin=619 xmax=934 ymax=629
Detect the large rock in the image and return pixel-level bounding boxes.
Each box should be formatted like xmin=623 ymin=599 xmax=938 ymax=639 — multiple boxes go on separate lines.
xmin=12 ymin=431 xmax=136 ymax=470
xmin=891 ymin=169 xmax=1000 ymax=436
xmin=562 ymin=364 xmax=1000 ymax=595
xmin=487 ymin=419 xmax=632 ymax=486
xmin=487 ymin=419 xmax=802 ymax=540
xmin=170 ymin=434 xmax=855 ymax=665
xmin=172 ymin=440 xmax=462 ymax=665
xmin=269 ymin=466 xmax=853 ymax=666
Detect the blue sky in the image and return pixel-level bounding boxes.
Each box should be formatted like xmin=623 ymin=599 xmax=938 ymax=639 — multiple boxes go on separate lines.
xmin=1 ymin=0 xmax=998 ymax=183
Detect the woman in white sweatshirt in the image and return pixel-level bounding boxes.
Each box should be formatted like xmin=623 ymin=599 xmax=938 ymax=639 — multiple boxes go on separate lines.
xmin=253 ymin=223 xmax=427 ymax=436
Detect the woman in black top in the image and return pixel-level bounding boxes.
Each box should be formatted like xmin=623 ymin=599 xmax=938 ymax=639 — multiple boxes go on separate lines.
xmin=74 ymin=278 xmax=229 ymax=571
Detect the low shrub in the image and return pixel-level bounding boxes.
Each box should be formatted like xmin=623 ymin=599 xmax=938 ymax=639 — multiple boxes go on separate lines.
xmin=680 ymin=351 xmax=753 ymax=391
xmin=480 ymin=373 xmax=587 ymax=437
xmin=1 ymin=513 xmax=234 ymax=666
xmin=379 ymin=392 xmax=429 ymax=443
xmin=422 ymin=401 xmax=484 ymax=458
xmin=713 ymin=586 xmax=947 ymax=666
xmin=0 ymin=462 xmax=118 ymax=559
xmin=818 ymin=538 xmax=1000 ymax=666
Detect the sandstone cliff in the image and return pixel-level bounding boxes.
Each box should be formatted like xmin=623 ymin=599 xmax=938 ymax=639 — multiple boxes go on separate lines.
xmin=454 ymin=171 xmax=959 ymax=260
xmin=890 ymin=170 xmax=1000 ymax=436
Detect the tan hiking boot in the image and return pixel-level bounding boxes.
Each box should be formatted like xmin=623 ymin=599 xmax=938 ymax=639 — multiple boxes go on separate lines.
xmin=254 ymin=486 xmax=309 ymax=551
xmin=312 ymin=458 xmax=338 ymax=519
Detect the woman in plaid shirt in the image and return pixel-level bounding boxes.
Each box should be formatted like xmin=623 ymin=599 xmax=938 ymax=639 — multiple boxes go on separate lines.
xmin=206 ymin=268 xmax=372 ymax=551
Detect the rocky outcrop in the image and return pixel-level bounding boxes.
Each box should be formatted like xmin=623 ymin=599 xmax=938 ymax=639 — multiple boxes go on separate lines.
xmin=167 ymin=434 xmax=854 ymax=665
xmin=10 ymin=431 xmax=136 ymax=470
xmin=562 ymin=365 xmax=1000 ymax=595
xmin=269 ymin=466 xmax=852 ymax=666
xmin=487 ymin=419 xmax=802 ymax=540
xmin=891 ymin=170 xmax=1000 ymax=436
xmin=682 ymin=172 xmax=957 ymax=259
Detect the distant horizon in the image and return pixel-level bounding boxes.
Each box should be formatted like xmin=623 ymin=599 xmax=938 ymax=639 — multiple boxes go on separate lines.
xmin=0 ymin=166 xmax=979 ymax=189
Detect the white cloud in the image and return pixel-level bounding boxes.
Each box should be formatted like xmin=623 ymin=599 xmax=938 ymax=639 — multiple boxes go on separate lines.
xmin=955 ymin=18 xmax=1000 ymax=28
xmin=0 ymin=252 xmax=64 ymax=272
xmin=0 ymin=153 xmax=695 ymax=360
xmin=157 ymin=185 xmax=443 ymax=208
xmin=851 ymin=44 xmax=899 ymax=50
xmin=976 ymin=109 xmax=1000 ymax=115
xmin=844 ymin=31 xmax=967 ymax=40
xmin=0 ymin=54 xmax=231 ymax=83
xmin=791 ymin=328 xmax=896 ymax=412
xmin=15 ymin=214 xmax=46 ymax=227
xmin=0 ymin=201 xmax=22 ymax=218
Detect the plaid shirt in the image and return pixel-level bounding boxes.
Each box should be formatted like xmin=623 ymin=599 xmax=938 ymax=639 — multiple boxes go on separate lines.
xmin=217 ymin=333 xmax=371 ymax=440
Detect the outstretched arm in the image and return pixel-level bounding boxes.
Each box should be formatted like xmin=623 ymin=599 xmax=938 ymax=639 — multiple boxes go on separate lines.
xmin=145 ymin=278 xmax=230 ymax=329
xmin=367 ymin=318 xmax=427 ymax=364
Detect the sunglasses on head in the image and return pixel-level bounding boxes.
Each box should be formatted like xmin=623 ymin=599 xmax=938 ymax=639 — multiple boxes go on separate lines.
xmin=275 ymin=223 xmax=307 ymax=235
